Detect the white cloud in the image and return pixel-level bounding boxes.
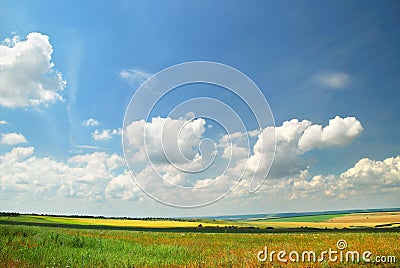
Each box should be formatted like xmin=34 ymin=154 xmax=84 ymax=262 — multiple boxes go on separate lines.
xmin=219 ymin=131 xmax=251 ymax=161
xmin=0 ymin=121 xmax=396 ymax=213
xmin=121 ymin=115 xmax=365 ymax=205
xmin=74 ymin=145 xmax=107 ymax=150
xmin=255 ymin=119 xmax=311 ymax=178
xmin=0 ymin=114 xmax=369 ymax=211
xmin=0 ymin=147 xmax=131 ymax=202
xmin=92 ymin=130 xmax=112 ymax=140
xmin=112 ymin=128 xmax=122 ymax=136
xmin=0 ymin=120 xmax=8 ymax=125
xmin=279 ymin=155 xmax=400 ymax=201
xmin=125 ymin=117 xmax=207 ymax=166
xmin=246 ymin=116 xmax=363 ymax=179
xmin=298 ymin=116 xmax=363 ymax=152
xmin=92 ymin=128 xmax=121 ymax=141
xmin=338 ymin=156 xmax=400 ymax=194
xmin=0 ymin=132 xmax=28 ymax=145
xmin=314 ymin=72 xmax=350 ymax=88
xmin=193 ymin=178 xmax=215 ymax=188
xmin=0 ymin=146 xmax=34 ymax=163
xmin=105 ymin=173 xmax=141 ymax=201
xmin=0 ymin=32 xmax=66 ymax=108
xmin=119 ymin=68 xmax=152 ymax=86
xmin=82 ymin=118 xmax=100 ymax=127
xmin=68 ymin=152 xmax=124 ymax=183
xmin=219 ymin=154 xmax=400 ymax=213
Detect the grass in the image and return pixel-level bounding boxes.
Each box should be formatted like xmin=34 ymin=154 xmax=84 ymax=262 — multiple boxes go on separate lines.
xmin=0 ymin=225 xmax=192 ymax=267
xmin=0 ymin=224 xmax=399 ymax=267
xmin=0 ymin=215 xmax=57 ymax=224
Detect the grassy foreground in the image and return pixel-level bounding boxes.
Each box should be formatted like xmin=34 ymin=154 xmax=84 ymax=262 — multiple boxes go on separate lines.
xmin=1 ymin=224 xmax=399 ymax=267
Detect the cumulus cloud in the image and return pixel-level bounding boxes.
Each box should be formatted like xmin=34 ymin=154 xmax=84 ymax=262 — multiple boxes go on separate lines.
xmin=92 ymin=129 xmax=112 ymax=140
xmin=251 ymin=119 xmax=310 ymax=178
xmin=0 ymin=132 xmax=28 ymax=145
xmin=246 ymin=116 xmax=363 ymax=179
xmin=0 ymin=32 xmax=66 ymax=108
xmin=219 ymin=154 xmax=399 ymax=212
xmin=0 ymin=146 xmax=34 ymax=164
xmin=125 ymin=117 xmax=207 ymax=165
xmin=82 ymin=118 xmax=100 ymax=127
xmin=121 ymin=115 xmax=364 ymax=203
xmin=68 ymin=151 xmax=124 ymax=183
xmin=314 ymin=72 xmax=350 ymax=88
xmin=105 ymin=173 xmax=141 ymax=201
xmin=0 ymin=120 xmax=8 ymax=125
xmin=92 ymin=128 xmax=121 ymax=141
xmin=279 ymin=155 xmax=400 ymax=201
xmin=120 ymin=115 xmax=366 ymax=206
xmin=0 ymin=147 xmax=133 ymax=202
xmin=298 ymin=116 xmax=363 ymax=152
xmin=337 ymin=156 xmax=400 ymax=194
xmin=120 ymin=68 xmax=152 ymax=86
xmin=0 ymin=114 xmax=367 ymax=210
xmin=0 ymin=117 xmax=396 ymax=212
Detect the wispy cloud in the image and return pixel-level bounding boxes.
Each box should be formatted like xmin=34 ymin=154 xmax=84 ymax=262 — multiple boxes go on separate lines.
xmin=74 ymin=145 xmax=107 ymax=150
xmin=119 ymin=68 xmax=152 ymax=86
xmin=0 ymin=120 xmax=8 ymax=125
xmin=314 ymin=72 xmax=350 ymax=89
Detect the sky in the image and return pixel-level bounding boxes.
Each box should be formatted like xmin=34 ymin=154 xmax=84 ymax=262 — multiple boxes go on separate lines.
xmin=0 ymin=0 xmax=399 ymax=217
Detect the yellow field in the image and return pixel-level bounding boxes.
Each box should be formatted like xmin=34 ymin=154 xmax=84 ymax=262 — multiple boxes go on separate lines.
xmin=45 ymin=216 xmax=224 ymax=228
xmin=245 ymin=212 xmax=400 ymax=229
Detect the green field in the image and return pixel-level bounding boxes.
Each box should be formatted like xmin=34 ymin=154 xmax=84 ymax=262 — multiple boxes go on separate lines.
xmin=1 ymin=224 xmax=399 ymax=267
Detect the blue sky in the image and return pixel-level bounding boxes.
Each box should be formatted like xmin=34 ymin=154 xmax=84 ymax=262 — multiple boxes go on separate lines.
xmin=0 ymin=1 xmax=399 ymax=217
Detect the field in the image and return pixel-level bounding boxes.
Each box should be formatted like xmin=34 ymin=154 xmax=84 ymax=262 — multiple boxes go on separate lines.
xmin=0 ymin=213 xmax=399 ymax=267
xmin=0 ymin=215 xmax=226 ymax=229
xmin=245 ymin=212 xmax=400 ymax=229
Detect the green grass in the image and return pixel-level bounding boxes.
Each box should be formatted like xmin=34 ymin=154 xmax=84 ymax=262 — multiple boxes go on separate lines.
xmin=1 ymin=224 xmax=399 ymax=267
xmin=254 ymin=213 xmax=347 ymax=222
xmin=0 ymin=225 xmax=194 ymax=267
xmin=0 ymin=215 xmax=56 ymax=224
